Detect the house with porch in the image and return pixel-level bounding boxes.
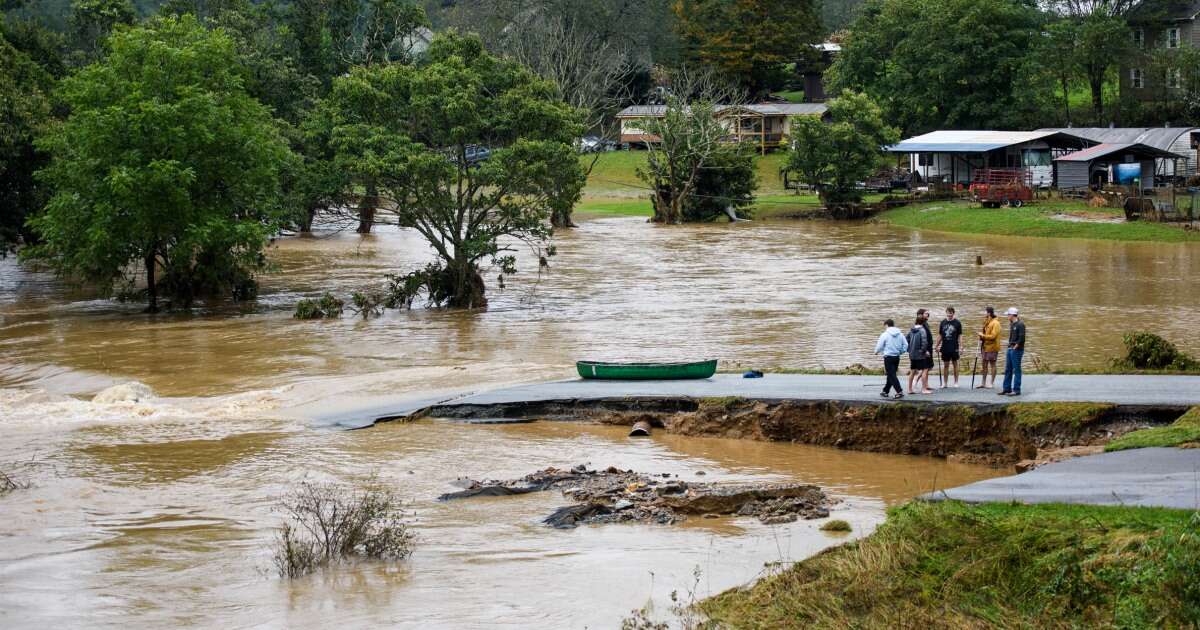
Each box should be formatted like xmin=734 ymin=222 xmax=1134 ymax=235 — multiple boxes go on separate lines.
xmin=616 ymin=103 xmax=829 ymax=153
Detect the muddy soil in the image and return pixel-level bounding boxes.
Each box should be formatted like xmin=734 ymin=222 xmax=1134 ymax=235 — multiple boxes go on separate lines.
xmin=441 ymin=465 xmax=833 ymax=528
xmin=582 ymin=399 xmax=1184 ymax=469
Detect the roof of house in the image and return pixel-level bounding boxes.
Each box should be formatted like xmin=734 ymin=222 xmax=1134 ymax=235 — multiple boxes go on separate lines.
xmin=1038 ymin=127 xmax=1198 ymax=152
xmin=1129 ymin=1 xmax=1200 ymax=22
xmin=1054 ymin=142 xmax=1187 ymax=163
xmin=617 ymin=103 xmax=828 ymax=118
xmin=886 ymin=130 xmax=1092 ymax=153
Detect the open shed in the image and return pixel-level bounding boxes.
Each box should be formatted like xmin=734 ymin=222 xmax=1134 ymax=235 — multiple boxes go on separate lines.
xmin=1038 ymin=127 xmax=1200 ymax=180
xmin=887 ymin=130 xmax=1093 ymax=187
xmin=1054 ymin=143 xmax=1188 ymax=192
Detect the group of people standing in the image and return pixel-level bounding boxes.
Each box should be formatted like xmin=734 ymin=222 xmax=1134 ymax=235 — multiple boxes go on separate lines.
xmin=874 ymin=306 xmax=1027 ymax=399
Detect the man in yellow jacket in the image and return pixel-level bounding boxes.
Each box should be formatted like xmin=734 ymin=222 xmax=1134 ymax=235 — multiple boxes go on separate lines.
xmin=976 ymin=306 xmax=1001 ymax=389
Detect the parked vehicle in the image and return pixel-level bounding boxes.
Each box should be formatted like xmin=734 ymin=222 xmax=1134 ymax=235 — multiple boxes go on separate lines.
xmin=577 ymin=136 xmax=617 ymax=153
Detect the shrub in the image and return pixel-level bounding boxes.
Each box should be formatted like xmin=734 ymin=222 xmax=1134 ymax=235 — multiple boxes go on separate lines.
xmin=293 ymin=293 xmax=344 ymax=319
xmin=272 ymin=480 xmax=414 ymax=578
xmin=1117 ymin=332 xmax=1199 ymax=371
xmin=820 ymin=519 xmax=852 ymax=532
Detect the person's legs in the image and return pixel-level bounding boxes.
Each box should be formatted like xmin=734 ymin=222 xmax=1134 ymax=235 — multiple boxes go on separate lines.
xmin=1012 ymin=349 xmax=1024 ymax=394
xmin=884 ymin=356 xmax=901 ymax=395
xmin=921 ymin=367 xmax=933 ymax=393
xmin=1002 ymin=349 xmax=1014 ymax=393
xmin=984 ymin=360 xmax=996 ymax=388
xmin=951 ymin=359 xmax=959 ymax=386
xmin=907 ymin=364 xmax=916 ymax=393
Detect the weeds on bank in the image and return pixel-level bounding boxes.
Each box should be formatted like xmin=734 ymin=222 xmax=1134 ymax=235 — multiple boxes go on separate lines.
xmin=1008 ymin=402 xmax=1115 ymax=428
xmin=701 ymin=501 xmax=1200 ymax=629
xmin=621 ymin=567 xmax=714 ymax=630
xmin=272 ymin=479 xmax=415 ymax=578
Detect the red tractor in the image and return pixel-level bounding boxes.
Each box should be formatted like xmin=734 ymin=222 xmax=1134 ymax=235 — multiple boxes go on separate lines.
xmin=969 ymin=168 xmax=1034 ymax=208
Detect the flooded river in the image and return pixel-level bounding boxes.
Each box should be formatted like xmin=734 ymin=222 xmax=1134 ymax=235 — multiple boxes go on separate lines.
xmin=1 ymin=216 xmax=1198 ymax=627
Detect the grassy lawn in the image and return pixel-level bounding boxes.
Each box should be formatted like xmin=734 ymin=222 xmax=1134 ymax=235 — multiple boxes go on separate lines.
xmin=879 ymin=199 xmax=1200 ymax=243
xmin=701 ymin=500 xmax=1200 ymax=629
xmin=577 ymin=151 xmax=895 ymax=219
xmin=1106 ymin=406 xmax=1200 ymax=451
xmin=772 ymin=90 xmax=806 ymax=103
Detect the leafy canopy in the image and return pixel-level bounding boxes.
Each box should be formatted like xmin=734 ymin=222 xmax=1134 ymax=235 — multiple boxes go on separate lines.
xmin=323 ymin=32 xmax=585 ymax=308
xmin=786 ymin=91 xmax=898 ymax=203
xmin=673 ymin=0 xmax=823 ymax=94
xmin=26 ymin=14 xmax=293 ymax=310
xmin=0 ymin=22 xmax=55 ymax=253
xmin=830 ymin=0 xmax=1049 ymax=134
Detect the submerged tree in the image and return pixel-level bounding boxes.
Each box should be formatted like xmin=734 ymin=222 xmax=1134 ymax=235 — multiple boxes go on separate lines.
xmin=0 ymin=22 xmax=54 ymax=254
xmin=785 ymin=91 xmax=898 ymax=204
xmin=26 ymin=15 xmax=293 ymax=312
xmin=323 ymin=33 xmax=584 ymax=309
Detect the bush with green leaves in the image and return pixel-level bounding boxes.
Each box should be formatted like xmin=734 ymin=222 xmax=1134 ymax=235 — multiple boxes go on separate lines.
xmin=293 ymin=293 xmax=344 ymax=319
xmin=785 ymin=91 xmax=898 ymax=204
xmin=1116 ymin=332 xmax=1199 ymax=371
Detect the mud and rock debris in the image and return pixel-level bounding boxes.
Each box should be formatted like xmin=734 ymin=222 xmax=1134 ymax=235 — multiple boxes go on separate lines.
xmin=440 ymin=465 xmax=834 ymax=529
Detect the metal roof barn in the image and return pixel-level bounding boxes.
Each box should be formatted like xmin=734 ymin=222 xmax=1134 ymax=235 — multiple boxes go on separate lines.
xmin=1038 ymin=127 xmax=1200 ymax=178
xmin=887 ymin=130 xmax=1094 ymax=188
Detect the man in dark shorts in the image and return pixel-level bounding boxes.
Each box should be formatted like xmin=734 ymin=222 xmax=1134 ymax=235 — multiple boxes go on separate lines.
xmin=936 ymin=307 xmax=963 ymax=388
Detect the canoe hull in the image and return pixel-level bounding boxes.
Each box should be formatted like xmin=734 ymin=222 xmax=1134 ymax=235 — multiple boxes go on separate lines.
xmin=576 ymin=360 xmax=718 ymax=381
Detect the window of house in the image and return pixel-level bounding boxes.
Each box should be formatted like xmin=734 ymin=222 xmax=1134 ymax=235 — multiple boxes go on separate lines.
xmin=1169 ymin=68 xmax=1182 ymax=89
xmin=1134 ymin=28 xmax=1145 ymax=47
xmin=1168 ymin=27 xmax=1181 ymax=49
xmin=1132 ymin=67 xmax=1145 ymax=89
xmin=917 ymin=153 xmax=933 ymax=167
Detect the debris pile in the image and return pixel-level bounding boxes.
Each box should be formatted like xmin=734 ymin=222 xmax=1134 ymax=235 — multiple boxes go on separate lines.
xmin=440 ymin=465 xmax=834 ymax=529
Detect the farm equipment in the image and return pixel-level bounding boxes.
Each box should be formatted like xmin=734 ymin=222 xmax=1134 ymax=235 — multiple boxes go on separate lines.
xmin=969 ymin=168 xmax=1034 ymax=208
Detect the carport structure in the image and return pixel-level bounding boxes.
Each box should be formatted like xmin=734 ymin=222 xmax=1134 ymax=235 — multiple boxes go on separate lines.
xmin=887 ymin=130 xmax=1093 ymax=188
xmin=1054 ymin=143 xmax=1188 ymax=192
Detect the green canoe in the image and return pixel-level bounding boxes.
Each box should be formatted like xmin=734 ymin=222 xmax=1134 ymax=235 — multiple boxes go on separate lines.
xmin=576 ymin=360 xmax=718 ymax=380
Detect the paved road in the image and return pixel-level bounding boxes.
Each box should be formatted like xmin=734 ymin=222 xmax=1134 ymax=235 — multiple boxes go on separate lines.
xmin=924 ymin=447 xmax=1200 ymax=510
xmin=304 ymin=373 xmax=1200 ymax=429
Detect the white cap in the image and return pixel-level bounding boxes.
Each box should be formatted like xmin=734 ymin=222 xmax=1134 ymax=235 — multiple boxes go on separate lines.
xmin=1005 ymin=307 xmax=1019 ymax=316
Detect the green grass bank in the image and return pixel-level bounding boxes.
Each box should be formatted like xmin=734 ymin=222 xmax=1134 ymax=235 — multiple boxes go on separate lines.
xmin=702 ymin=501 xmax=1200 ymax=629
xmin=878 ymin=199 xmax=1200 ymax=243
xmin=1106 ymin=406 xmax=1200 ymax=451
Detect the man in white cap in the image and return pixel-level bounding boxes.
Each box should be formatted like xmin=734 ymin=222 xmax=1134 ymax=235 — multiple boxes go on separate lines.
xmin=999 ymin=307 xmax=1026 ymax=396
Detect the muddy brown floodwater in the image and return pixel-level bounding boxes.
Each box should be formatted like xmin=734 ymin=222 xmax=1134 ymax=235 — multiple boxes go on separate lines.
xmin=1 ymin=216 xmax=1198 ymax=628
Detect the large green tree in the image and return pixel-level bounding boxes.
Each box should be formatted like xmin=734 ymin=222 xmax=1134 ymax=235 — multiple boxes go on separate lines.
xmin=322 ymin=32 xmax=584 ymax=309
xmin=785 ymin=91 xmax=898 ymax=204
xmin=0 ymin=21 xmax=55 ymax=253
xmin=829 ymin=0 xmax=1050 ymax=134
xmin=673 ymin=0 xmax=823 ymax=95
xmin=68 ymin=0 xmax=136 ymax=62
xmin=26 ymin=15 xmax=293 ymax=311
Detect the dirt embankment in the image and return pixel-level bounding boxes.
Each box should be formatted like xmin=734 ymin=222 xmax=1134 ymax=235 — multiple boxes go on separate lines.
xmin=421 ymin=398 xmax=1189 ymax=469
xmin=605 ymin=399 xmax=1188 ymax=468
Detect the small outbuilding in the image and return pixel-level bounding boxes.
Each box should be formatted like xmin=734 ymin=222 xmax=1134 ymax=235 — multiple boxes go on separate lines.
xmin=1038 ymin=127 xmax=1200 ymax=180
xmin=1054 ymin=143 xmax=1188 ymax=192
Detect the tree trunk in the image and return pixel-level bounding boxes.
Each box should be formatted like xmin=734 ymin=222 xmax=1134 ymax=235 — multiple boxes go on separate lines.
xmin=145 ymin=252 xmax=159 ymax=314
xmin=299 ymin=205 xmax=317 ymax=233
xmin=1090 ymin=72 xmax=1104 ymax=121
xmin=357 ymin=182 xmax=378 ymax=234
xmin=448 ymin=261 xmax=487 ymax=309
xmin=1062 ymin=76 xmax=1071 ymax=126
xmin=550 ymin=208 xmax=576 ymax=228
